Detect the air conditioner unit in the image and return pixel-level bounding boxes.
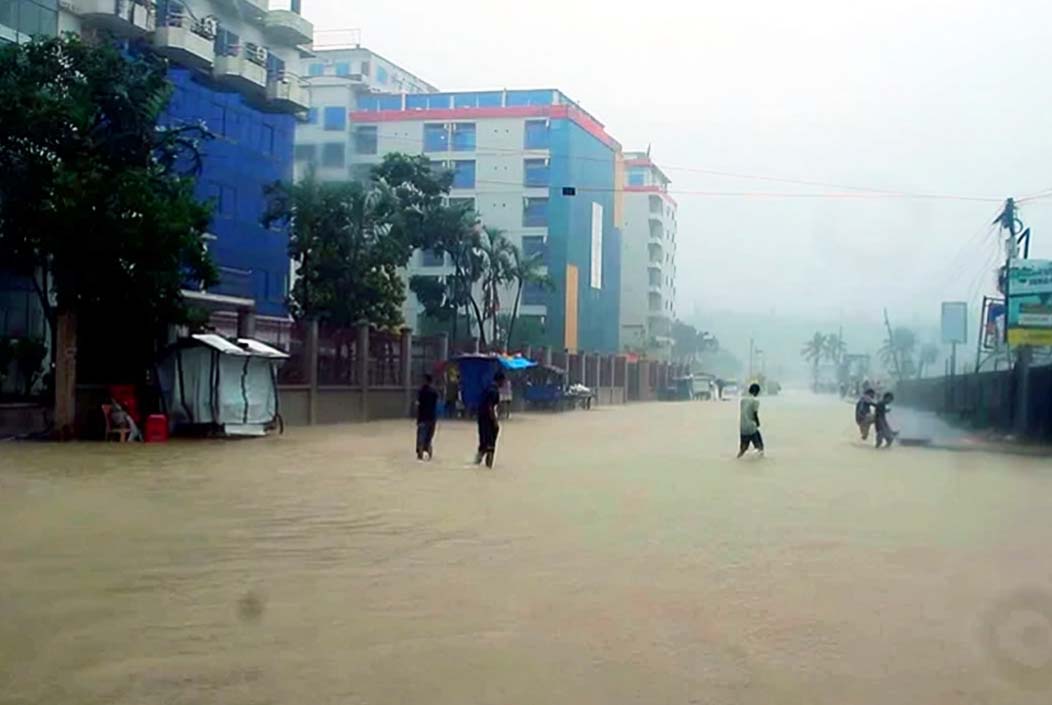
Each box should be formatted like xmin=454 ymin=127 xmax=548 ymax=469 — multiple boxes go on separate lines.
xmin=198 ymin=16 xmax=218 ymax=39
xmin=248 ymin=44 xmax=268 ymax=64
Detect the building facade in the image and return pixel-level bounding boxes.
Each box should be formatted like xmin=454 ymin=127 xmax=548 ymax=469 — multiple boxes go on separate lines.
xmin=1 ymin=0 xmax=312 ymax=345
xmin=619 ymin=152 xmax=677 ymax=357
xmin=293 ymin=46 xmax=437 ymax=183
xmin=339 ymin=89 xmax=623 ymax=353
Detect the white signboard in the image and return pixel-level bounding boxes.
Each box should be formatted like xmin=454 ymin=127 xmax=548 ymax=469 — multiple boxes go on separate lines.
xmin=940 ymin=301 xmax=967 ymax=344
xmin=590 ymin=202 xmax=603 ymax=289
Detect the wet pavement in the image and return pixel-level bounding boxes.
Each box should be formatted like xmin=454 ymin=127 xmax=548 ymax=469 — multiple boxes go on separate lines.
xmin=2 ymin=393 xmax=1051 ymax=704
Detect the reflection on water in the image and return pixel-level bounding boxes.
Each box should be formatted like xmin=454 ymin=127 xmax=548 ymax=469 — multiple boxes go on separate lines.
xmin=2 ymin=397 xmax=1051 ymax=704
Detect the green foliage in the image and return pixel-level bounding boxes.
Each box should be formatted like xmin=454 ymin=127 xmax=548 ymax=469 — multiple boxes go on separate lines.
xmin=0 ymin=36 xmax=217 ymax=326
xmin=263 ymin=170 xmax=405 ymax=329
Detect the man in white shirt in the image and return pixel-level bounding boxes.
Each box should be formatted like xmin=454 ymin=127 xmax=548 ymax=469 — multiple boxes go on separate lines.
xmin=737 ymin=383 xmax=764 ymax=458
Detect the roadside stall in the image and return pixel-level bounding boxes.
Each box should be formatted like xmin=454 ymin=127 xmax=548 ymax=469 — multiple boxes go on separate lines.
xmin=156 ymin=334 xmax=288 ymax=436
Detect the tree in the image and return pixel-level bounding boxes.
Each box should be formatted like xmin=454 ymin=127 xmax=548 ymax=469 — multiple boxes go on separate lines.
xmin=505 ymin=246 xmax=553 ymax=350
xmin=824 ymin=332 xmax=847 ymax=365
xmin=671 ymin=320 xmax=701 ymax=364
xmin=263 ymin=170 xmax=405 ymax=329
xmin=0 ymin=36 xmax=216 ymax=433
xmin=801 ymin=332 xmax=827 ymax=390
xmin=879 ymin=326 xmax=917 ymax=382
xmin=917 ymin=343 xmax=939 ymax=378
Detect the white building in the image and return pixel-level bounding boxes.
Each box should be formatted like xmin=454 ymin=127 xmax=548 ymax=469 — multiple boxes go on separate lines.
xmin=620 ymin=151 xmax=677 ymax=357
xmin=293 ymin=46 xmax=437 ymax=182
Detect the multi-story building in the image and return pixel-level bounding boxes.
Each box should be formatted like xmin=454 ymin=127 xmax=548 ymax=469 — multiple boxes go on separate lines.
xmin=293 ymin=46 xmax=437 ymax=183
xmin=619 ymin=151 xmax=677 ymax=357
xmin=343 ymin=89 xmax=623 ymax=353
xmin=1 ymin=0 xmax=312 ymax=344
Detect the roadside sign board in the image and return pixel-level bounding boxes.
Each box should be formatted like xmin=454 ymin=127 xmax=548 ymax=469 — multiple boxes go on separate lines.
xmin=1007 ymin=259 xmax=1052 ymax=346
xmin=941 ymin=301 xmax=968 ymax=344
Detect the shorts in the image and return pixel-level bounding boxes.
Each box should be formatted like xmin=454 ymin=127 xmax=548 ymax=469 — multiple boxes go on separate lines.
xmin=740 ymin=431 xmax=764 ymax=451
xmin=416 ymin=421 xmax=436 ymax=453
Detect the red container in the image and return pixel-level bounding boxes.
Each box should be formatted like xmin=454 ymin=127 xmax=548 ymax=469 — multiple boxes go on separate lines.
xmin=144 ymin=414 xmax=169 ymax=443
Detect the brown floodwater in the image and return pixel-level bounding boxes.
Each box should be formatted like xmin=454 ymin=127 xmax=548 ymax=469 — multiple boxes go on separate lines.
xmin=1 ymin=394 xmax=1051 ymax=704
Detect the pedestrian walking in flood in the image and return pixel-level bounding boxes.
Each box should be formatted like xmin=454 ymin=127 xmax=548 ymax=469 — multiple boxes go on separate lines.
xmin=737 ymin=382 xmax=764 ymax=458
xmin=855 ymin=388 xmax=877 ymax=440
xmin=416 ymin=373 xmax=439 ymax=461
xmin=475 ymin=370 xmax=503 ymax=468
xmin=874 ymin=391 xmax=897 ymax=449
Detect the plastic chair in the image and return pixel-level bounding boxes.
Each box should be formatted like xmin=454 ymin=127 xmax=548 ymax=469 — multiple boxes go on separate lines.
xmin=101 ymin=404 xmax=130 ymax=443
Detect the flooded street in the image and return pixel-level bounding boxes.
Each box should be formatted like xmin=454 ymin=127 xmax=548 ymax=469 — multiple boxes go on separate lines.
xmin=2 ymin=394 xmax=1051 ymax=705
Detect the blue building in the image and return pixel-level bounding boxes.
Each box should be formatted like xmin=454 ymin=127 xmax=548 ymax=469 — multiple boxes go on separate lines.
xmin=338 ymin=89 xmax=624 ymax=353
xmin=0 ymin=0 xmax=312 ymax=351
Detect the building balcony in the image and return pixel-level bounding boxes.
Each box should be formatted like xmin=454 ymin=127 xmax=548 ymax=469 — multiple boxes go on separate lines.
xmin=264 ymin=9 xmax=313 ymax=46
xmin=266 ymin=74 xmax=309 ymax=112
xmin=76 ymin=0 xmax=155 ymax=36
xmin=154 ymin=20 xmax=216 ymax=70
xmin=213 ymin=45 xmax=268 ymax=94
xmin=214 ymin=0 xmax=267 ymax=24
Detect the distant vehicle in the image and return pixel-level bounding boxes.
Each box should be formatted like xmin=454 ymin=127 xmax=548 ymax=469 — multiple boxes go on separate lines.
xmin=721 ymin=381 xmax=740 ymax=399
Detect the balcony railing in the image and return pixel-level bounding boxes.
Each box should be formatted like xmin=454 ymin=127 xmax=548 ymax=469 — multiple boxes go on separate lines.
xmin=266 ymin=71 xmax=309 ymax=113
xmin=153 ymin=12 xmax=216 ymax=69
xmin=213 ymin=43 xmax=268 ymax=93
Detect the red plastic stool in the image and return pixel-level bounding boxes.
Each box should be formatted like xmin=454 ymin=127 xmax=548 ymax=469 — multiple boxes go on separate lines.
xmin=145 ymin=414 xmax=169 ymax=443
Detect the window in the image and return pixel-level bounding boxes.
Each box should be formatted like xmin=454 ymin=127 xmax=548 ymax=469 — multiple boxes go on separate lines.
xmin=376 ymin=65 xmax=388 ymax=84
xmin=524 ymin=119 xmax=549 ymax=150
xmin=451 ymin=160 xmax=476 ymax=189
xmin=354 ymin=125 xmax=377 ymax=154
xmin=321 ymin=143 xmax=345 ymax=168
xmin=306 ymin=107 xmax=318 ymax=124
xmin=627 ymin=167 xmax=646 ymax=186
xmin=523 ymin=281 xmax=547 ymax=306
xmin=507 ymin=90 xmax=554 ymax=106
xmin=522 ymin=235 xmax=546 ymax=260
xmin=423 ymin=123 xmax=449 ymax=152
xmin=421 ymin=249 xmax=445 ymax=267
xmin=214 ymin=28 xmax=239 ymax=57
xmin=308 ymin=63 xmax=324 ymax=77
xmin=334 ymin=62 xmax=351 ymax=76
xmin=449 ymin=197 xmax=475 ymax=212
xmin=2 ymin=0 xmax=58 ymax=37
xmin=523 ymin=197 xmax=549 ymax=227
xmin=524 ymin=158 xmax=549 ymax=188
xmin=323 ymin=106 xmax=346 ymax=131
xmin=266 ymin=53 xmax=285 ymax=80
xmin=452 ymin=123 xmax=476 ymax=152
xmin=294 ymin=143 xmax=316 ymax=163
xmin=360 ymin=60 xmax=370 ymax=77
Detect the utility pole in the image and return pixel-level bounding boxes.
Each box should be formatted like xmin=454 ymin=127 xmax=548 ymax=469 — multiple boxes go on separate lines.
xmin=882 ymin=308 xmax=903 ymax=384
xmin=994 ymin=197 xmax=1033 ymax=436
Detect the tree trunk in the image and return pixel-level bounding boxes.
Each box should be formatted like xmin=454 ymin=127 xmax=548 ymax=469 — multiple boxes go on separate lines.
xmin=467 ymin=291 xmax=486 ymax=349
xmin=506 ymin=282 xmax=523 ymax=351
xmin=53 ymin=310 xmax=77 ymax=439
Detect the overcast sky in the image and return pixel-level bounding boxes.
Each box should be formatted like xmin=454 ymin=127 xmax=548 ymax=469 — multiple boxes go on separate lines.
xmin=302 ymin=0 xmax=1052 ymax=331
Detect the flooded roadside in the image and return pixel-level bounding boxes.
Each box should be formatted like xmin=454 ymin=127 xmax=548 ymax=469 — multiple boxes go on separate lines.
xmin=2 ymin=398 xmax=1051 ymax=704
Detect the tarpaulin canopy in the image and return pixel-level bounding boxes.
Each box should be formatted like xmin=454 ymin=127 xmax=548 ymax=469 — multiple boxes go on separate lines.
xmin=156 ymin=336 xmax=288 ymax=436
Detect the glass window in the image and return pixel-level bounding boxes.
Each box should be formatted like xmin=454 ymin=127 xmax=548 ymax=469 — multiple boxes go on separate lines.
xmin=214 ymin=28 xmax=239 ymax=56
xmin=376 ymin=65 xmax=388 ymax=84
xmin=451 ymin=123 xmax=476 ymax=152
xmin=523 ymin=197 xmax=548 ymax=227
xmin=354 ymin=125 xmax=377 ymax=154
xmin=453 ymin=93 xmax=478 ymax=108
xmin=430 ymin=161 xmax=449 ymax=178
xmin=360 ymin=60 xmax=370 ymax=77
xmin=376 ymin=95 xmax=401 ymax=110
xmin=522 ymin=236 xmax=546 ymax=260
xmin=507 ymin=90 xmax=554 ymax=106
xmin=421 ymin=249 xmax=445 ymax=267
xmin=293 ymin=143 xmax=316 ymax=163
xmin=524 ymin=158 xmax=549 ymax=188
xmin=321 ymin=143 xmax=345 ymax=168
xmin=524 ymin=119 xmax=549 ymax=150
xmin=323 ymin=106 xmax=346 ymax=131
xmin=627 ymin=167 xmax=646 ymax=186
xmin=334 ymin=62 xmax=351 ymax=76
xmin=451 ymin=160 xmax=475 ymax=189
xmin=477 ymin=91 xmax=502 ymax=107
xmin=357 ymin=95 xmax=379 ymax=112
xmin=428 ymin=94 xmax=451 ymax=109
xmin=306 ymin=107 xmax=318 ymax=124
xmin=307 ymin=63 xmax=324 ymax=77
xmin=523 ymin=281 xmax=547 ymax=306
xmin=406 ymin=94 xmax=428 ymax=110
xmin=423 ymin=123 xmax=449 ymax=152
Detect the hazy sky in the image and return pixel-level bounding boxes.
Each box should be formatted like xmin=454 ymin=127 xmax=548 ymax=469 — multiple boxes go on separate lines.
xmin=303 ymin=0 xmax=1052 ymax=329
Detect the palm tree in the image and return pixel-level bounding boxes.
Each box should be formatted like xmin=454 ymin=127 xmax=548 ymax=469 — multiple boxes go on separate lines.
xmin=505 ymin=245 xmax=553 ymax=350
xmin=477 ymin=227 xmax=515 ymax=347
xmin=823 ymin=333 xmax=847 ymax=365
xmin=917 ymin=343 xmax=939 ymax=378
xmin=879 ymin=326 xmax=917 ymax=382
xmin=801 ymin=332 xmax=826 ymax=391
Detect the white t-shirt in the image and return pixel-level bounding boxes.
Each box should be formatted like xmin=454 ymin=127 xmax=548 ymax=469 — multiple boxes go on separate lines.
xmin=740 ymin=396 xmax=760 ymax=435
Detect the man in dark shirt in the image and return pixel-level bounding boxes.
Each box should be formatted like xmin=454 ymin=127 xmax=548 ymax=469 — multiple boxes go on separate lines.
xmin=874 ymin=392 xmax=897 ymax=449
xmin=416 ymin=374 xmax=439 ymax=460
xmin=475 ymin=370 xmax=503 ymax=468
